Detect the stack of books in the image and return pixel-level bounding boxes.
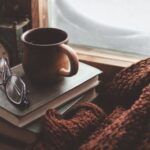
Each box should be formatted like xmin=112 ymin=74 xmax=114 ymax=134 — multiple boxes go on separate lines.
xmin=0 ymin=62 xmax=102 ymax=149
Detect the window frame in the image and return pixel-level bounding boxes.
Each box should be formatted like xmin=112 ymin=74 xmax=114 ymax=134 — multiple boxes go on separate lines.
xmin=32 ymin=0 xmax=147 ymax=68
xmin=31 ymin=0 xmax=48 ymax=28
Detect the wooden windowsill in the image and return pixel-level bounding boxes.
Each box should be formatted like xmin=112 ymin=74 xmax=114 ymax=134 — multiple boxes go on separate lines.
xmin=71 ymin=44 xmax=147 ymax=68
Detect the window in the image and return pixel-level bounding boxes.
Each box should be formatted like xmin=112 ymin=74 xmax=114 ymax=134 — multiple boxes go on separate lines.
xmin=48 ymin=0 xmax=150 ymax=56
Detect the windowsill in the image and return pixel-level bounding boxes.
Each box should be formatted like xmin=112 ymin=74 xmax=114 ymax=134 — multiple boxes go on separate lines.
xmin=71 ymin=44 xmax=147 ymax=68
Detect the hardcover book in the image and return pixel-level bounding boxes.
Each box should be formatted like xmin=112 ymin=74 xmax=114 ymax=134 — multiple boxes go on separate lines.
xmin=0 ymin=88 xmax=98 ymax=145
xmin=0 ymin=62 xmax=102 ymax=127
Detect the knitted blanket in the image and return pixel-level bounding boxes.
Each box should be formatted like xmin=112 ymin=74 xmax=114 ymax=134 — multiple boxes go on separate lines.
xmin=32 ymin=58 xmax=150 ymax=150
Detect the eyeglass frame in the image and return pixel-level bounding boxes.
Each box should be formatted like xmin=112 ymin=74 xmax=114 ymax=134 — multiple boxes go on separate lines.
xmin=0 ymin=57 xmax=30 ymax=108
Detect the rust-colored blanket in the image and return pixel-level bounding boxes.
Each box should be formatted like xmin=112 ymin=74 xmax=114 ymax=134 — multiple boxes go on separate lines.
xmin=32 ymin=58 xmax=150 ymax=150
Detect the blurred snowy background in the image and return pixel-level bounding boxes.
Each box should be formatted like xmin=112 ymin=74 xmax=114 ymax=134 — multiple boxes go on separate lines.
xmin=48 ymin=0 xmax=150 ymax=56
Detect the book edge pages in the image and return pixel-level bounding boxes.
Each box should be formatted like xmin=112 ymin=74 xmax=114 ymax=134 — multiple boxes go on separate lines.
xmin=0 ymin=76 xmax=99 ymax=127
xmin=0 ymin=88 xmax=97 ymax=145
xmin=26 ymin=87 xmax=98 ymax=134
xmin=19 ymin=77 xmax=99 ymax=127
xmin=1 ymin=62 xmax=101 ymax=116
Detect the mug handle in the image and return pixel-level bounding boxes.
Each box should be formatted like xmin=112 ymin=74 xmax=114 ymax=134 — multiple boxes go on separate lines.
xmin=58 ymin=44 xmax=79 ymax=76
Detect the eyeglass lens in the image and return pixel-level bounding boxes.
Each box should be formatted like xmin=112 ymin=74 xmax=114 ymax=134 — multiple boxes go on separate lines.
xmin=0 ymin=58 xmax=29 ymax=107
xmin=0 ymin=58 xmax=6 ymax=84
xmin=0 ymin=58 xmax=11 ymax=84
xmin=6 ymin=75 xmax=24 ymax=104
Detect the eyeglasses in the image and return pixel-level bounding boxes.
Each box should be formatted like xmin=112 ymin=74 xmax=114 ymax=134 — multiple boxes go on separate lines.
xmin=0 ymin=58 xmax=30 ymax=108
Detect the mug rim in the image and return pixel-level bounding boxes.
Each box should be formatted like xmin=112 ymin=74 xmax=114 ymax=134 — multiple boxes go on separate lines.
xmin=21 ymin=27 xmax=69 ymax=47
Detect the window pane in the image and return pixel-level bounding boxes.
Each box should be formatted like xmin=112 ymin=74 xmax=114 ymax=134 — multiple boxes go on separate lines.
xmin=48 ymin=0 xmax=150 ymax=56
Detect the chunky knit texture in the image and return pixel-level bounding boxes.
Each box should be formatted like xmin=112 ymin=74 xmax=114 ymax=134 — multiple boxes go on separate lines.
xmin=39 ymin=102 xmax=106 ymax=150
xmin=80 ymin=84 xmax=150 ymax=150
xmin=32 ymin=58 xmax=150 ymax=150
xmin=137 ymin=122 xmax=150 ymax=150
xmin=79 ymin=106 xmax=125 ymax=149
xmin=99 ymin=58 xmax=150 ymax=109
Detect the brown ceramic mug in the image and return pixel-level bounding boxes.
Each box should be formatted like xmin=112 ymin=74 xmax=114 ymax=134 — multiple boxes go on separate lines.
xmin=21 ymin=28 xmax=79 ymax=84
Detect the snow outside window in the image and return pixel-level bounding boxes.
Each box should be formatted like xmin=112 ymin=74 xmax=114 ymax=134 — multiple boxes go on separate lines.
xmin=48 ymin=0 xmax=150 ymax=56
